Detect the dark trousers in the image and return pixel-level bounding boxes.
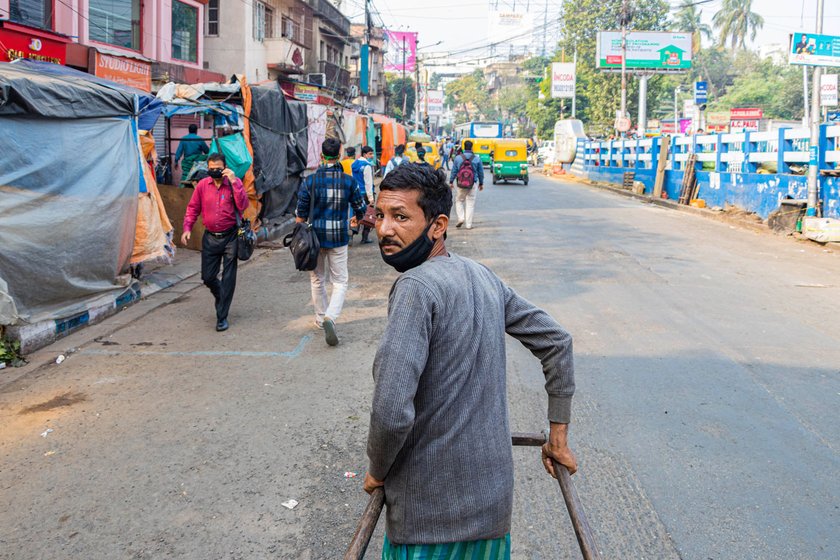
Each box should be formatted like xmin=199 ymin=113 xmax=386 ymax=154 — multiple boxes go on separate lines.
xmin=201 ymin=231 xmax=238 ymax=322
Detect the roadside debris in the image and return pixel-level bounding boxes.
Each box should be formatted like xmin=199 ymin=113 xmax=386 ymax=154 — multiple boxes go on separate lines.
xmin=281 ymin=499 xmax=299 ymax=510
xmin=40 ymin=428 xmax=54 ymax=438
xmin=344 ymin=472 xmax=358 ymax=478
xmin=55 ymin=355 xmax=66 ymax=364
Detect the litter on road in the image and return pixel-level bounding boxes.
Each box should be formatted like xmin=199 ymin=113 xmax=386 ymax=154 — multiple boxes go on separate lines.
xmin=281 ymin=499 xmax=299 ymax=510
xmin=40 ymin=429 xmax=54 ymax=438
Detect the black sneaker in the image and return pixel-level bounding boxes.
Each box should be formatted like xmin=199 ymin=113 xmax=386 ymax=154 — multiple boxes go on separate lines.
xmin=216 ymin=319 xmax=229 ymax=332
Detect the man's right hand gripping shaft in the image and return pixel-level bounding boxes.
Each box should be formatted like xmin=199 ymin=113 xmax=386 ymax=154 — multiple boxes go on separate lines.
xmin=542 ymin=422 xmax=578 ymax=478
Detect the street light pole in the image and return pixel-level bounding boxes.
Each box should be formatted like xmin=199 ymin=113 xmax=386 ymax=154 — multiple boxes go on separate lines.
xmin=674 ymin=86 xmax=680 ymax=134
xmin=807 ymin=0 xmax=825 ymax=216
xmin=619 ymin=0 xmax=628 ymax=135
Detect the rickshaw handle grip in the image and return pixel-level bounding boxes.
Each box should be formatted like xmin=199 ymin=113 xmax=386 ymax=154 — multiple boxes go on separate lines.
xmin=343 ymin=487 xmax=385 ymax=560
xmin=513 ymin=432 xmax=601 ymax=560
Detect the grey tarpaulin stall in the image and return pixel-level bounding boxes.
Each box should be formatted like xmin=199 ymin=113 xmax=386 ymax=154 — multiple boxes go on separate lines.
xmin=0 ymin=61 xmax=146 ymax=325
xmin=248 ymin=83 xmax=308 ymax=222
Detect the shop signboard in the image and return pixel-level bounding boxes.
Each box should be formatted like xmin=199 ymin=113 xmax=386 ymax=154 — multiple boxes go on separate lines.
xmin=94 ymin=51 xmax=152 ymax=92
xmin=820 ymin=74 xmax=838 ymax=106
xmin=596 ymin=31 xmax=692 ymax=70
xmin=551 ymin=62 xmax=576 ymax=99
xmin=294 ymin=84 xmax=319 ymax=102
xmin=789 ymin=32 xmax=840 ymax=68
xmin=0 ymin=21 xmax=68 ymax=65
xmin=730 ymin=119 xmax=760 ymax=132
xmin=426 ymin=90 xmax=444 ymax=115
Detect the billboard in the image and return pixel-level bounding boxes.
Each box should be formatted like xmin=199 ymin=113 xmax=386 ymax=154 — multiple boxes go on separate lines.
xmin=94 ymin=51 xmax=151 ymax=92
xmin=551 ymin=62 xmax=576 ymax=99
xmin=384 ymin=30 xmax=418 ymax=72
xmin=488 ymin=11 xmax=534 ymax=48
xmin=596 ymin=31 xmax=692 ymax=70
xmin=821 ymin=74 xmax=838 ymax=106
xmin=789 ymin=32 xmax=840 ymax=68
xmin=421 ymin=89 xmax=444 ymax=116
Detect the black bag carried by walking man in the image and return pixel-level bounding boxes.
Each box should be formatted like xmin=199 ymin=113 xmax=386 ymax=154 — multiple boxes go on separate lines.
xmin=234 ymin=198 xmax=257 ymax=261
xmin=283 ymin=180 xmax=320 ymax=271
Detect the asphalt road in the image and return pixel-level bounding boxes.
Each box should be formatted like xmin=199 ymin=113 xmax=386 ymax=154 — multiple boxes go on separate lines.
xmin=1 ymin=170 xmax=838 ymax=559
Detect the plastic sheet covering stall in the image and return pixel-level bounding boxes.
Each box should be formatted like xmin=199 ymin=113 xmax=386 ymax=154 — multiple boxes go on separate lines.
xmin=249 ymin=83 xmax=308 ymax=221
xmin=371 ymin=114 xmax=395 ymax=166
xmin=306 ymin=104 xmax=328 ymax=169
xmin=340 ymin=110 xmax=367 ymax=151
xmin=0 ymin=62 xmax=141 ymax=325
xmin=132 ymin=133 xmax=175 ymax=266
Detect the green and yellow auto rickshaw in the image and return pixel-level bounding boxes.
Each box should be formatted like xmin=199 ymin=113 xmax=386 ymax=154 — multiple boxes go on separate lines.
xmin=461 ymin=138 xmax=495 ymax=166
xmin=491 ymin=139 xmax=529 ymax=185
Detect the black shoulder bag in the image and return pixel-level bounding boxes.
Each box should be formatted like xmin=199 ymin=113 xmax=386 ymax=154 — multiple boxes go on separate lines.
xmin=233 ymin=188 xmax=257 ymax=261
xmin=283 ymin=178 xmax=320 ymax=271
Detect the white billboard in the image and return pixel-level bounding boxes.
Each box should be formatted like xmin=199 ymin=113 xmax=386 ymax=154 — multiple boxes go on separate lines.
xmin=551 ymin=62 xmax=575 ymax=99
xmin=821 ymin=74 xmax=838 ymax=106
xmin=426 ymin=90 xmax=444 ymax=115
xmin=488 ymin=11 xmax=534 ymax=48
xmin=596 ymin=31 xmax=693 ymax=71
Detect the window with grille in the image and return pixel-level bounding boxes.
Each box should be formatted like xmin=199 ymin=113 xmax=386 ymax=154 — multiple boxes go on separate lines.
xmin=253 ymin=2 xmax=265 ymax=41
xmin=172 ymin=1 xmax=198 ymax=62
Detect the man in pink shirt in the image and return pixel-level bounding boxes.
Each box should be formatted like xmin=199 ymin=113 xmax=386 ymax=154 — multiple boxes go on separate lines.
xmin=181 ymin=153 xmax=249 ymax=332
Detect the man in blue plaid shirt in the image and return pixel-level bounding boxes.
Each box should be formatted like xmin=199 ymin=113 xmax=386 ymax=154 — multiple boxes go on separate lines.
xmin=296 ymin=138 xmax=367 ymax=346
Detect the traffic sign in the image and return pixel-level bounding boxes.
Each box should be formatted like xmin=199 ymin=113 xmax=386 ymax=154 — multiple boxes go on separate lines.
xmin=694 ymin=81 xmax=708 ymax=105
xmin=615 ymin=116 xmax=631 ymax=132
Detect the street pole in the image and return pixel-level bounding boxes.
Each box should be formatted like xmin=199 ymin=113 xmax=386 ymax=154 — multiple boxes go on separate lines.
xmin=807 ymin=0 xmax=825 ymax=216
xmin=415 ymin=36 xmax=420 ymax=130
xmin=362 ymin=0 xmax=370 ymax=111
xmin=674 ymin=86 xmax=680 ymax=135
xmin=619 ymin=0 xmax=628 ymax=136
xmin=803 ymin=67 xmax=810 ymax=126
xmin=638 ymin=74 xmax=648 ymax=136
xmin=572 ymin=50 xmax=577 ymax=118
xmin=401 ymin=36 xmax=407 ymax=119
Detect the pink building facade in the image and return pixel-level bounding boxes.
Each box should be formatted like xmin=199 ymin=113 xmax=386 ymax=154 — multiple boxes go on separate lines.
xmin=1 ymin=0 xmax=222 ymax=89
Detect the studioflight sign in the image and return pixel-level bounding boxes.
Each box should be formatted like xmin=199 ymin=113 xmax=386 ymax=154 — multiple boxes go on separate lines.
xmin=596 ymin=31 xmax=693 ymax=71
xmin=789 ymin=32 xmax=840 ymax=68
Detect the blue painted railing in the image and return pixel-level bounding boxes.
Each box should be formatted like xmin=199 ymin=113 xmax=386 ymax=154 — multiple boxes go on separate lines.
xmin=573 ymin=124 xmax=840 ymax=219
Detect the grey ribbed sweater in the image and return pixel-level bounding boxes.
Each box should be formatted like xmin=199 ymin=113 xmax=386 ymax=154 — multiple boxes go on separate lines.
xmin=366 ymin=253 xmax=575 ymax=544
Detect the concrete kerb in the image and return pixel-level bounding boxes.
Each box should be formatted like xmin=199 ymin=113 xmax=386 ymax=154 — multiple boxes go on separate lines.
xmin=0 ymin=246 xmax=278 ymax=389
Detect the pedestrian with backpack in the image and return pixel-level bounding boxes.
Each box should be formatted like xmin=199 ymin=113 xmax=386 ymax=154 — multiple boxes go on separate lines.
xmin=383 ymin=144 xmax=408 ymax=178
xmin=448 ymin=140 xmax=484 ymax=229
xmin=351 ymin=145 xmax=376 ymax=245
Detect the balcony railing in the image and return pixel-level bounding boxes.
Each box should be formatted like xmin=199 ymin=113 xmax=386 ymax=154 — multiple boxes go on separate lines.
xmin=319 ymin=60 xmax=350 ymax=90
xmin=304 ymin=0 xmax=350 ymax=36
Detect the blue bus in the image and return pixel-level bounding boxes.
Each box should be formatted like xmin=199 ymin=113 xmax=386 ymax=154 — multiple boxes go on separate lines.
xmin=453 ymin=121 xmax=503 ymax=140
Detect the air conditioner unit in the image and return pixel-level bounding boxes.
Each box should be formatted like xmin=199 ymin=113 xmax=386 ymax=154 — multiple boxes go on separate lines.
xmin=307 ymin=73 xmax=326 ymax=86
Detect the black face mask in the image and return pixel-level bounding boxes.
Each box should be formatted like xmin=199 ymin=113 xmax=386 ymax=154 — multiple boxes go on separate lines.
xmin=208 ymin=168 xmax=224 ymax=179
xmin=380 ymin=221 xmax=435 ymax=273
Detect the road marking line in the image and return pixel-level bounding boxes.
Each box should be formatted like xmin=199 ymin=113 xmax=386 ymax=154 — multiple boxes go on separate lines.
xmin=81 ymin=335 xmax=312 ymax=359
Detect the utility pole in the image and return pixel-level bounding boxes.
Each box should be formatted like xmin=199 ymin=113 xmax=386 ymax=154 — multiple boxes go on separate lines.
xmin=807 ymin=0 xmax=825 ymax=216
xmin=362 ymin=0 xmax=370 ymax=111
xmin=541 ymin=0 xmax=548 ymax=57
xmin=401 ymin=36 xmax=407 ymax=119
xmin=619 ymin=0 xmax=629 ymax=135
xmin=572 ymin=50 xmax=577 ymax=118
xmin=415 ymin=35 xmax=421 ymax=130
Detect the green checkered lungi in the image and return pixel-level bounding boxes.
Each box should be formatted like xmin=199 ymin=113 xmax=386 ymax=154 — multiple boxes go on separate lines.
xmin=382 ymin=534 xmax=511 ymax=560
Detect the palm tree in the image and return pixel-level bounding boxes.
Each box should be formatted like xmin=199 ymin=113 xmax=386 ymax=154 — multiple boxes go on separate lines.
xmin=713 ymin=0 xmax=765 ymax=50
xmin=673 ymin=0 xmax=713 ymax=54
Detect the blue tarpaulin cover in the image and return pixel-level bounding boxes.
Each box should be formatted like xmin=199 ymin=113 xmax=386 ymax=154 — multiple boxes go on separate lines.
xmin=0 ymin=61 xmax=141 ymax=325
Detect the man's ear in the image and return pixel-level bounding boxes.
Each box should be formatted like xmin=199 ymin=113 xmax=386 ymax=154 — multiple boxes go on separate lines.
xmin=431 ymin=214 xmax=449 ymax=240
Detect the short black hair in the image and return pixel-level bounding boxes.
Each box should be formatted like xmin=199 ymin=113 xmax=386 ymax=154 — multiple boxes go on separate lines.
xmin=415 ymin=141 xmax=423 ymax=150
xmin=322 ymin=138 xmax=341 ymax=158
xmin=208 ymin=152 xmax=226 ymax=167
xmin=463 ymin=140 xmax=473 ymax=150
xmin=361 ymin=145 xmax=374 ymax=156
xmin=395 ymin=144 xmax=405 ymax=155
xmin=345 ymin=146 xmax=356 ymax=157
xmin=380 ymin=163 xmax=452 ymax=222
xmin=188 ymin=124 xmax=198 ymax=133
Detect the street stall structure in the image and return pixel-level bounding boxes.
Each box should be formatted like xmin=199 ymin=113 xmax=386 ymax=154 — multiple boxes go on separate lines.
xmin=0 ymin=60 xmax=166 ymax=348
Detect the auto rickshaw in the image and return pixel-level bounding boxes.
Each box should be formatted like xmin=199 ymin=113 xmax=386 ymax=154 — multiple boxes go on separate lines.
xmin=491 ymin=139 xmax=529 ymax=185
xmin=406 ymin=142 xmax=442 ymax=169
xmin=461 ymin=138 xmax=495 ymax=166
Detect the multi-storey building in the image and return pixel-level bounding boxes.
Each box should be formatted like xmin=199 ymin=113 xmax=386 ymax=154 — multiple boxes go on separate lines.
xmin=203 ymin=0 xmax=352 ymax=94
xmin=0 ymin=0 xmax=223 ymax=90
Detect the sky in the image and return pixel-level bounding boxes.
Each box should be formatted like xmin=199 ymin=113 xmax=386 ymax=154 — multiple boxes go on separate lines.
xmin=340 ymin=0 xmax=840 ymax=62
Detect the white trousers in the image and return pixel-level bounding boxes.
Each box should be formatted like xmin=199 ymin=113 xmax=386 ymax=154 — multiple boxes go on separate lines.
xmin=454 ymin=186 xmax=478 ymax=227
xmin=309 ymin=246 xmax=349 ymax=323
